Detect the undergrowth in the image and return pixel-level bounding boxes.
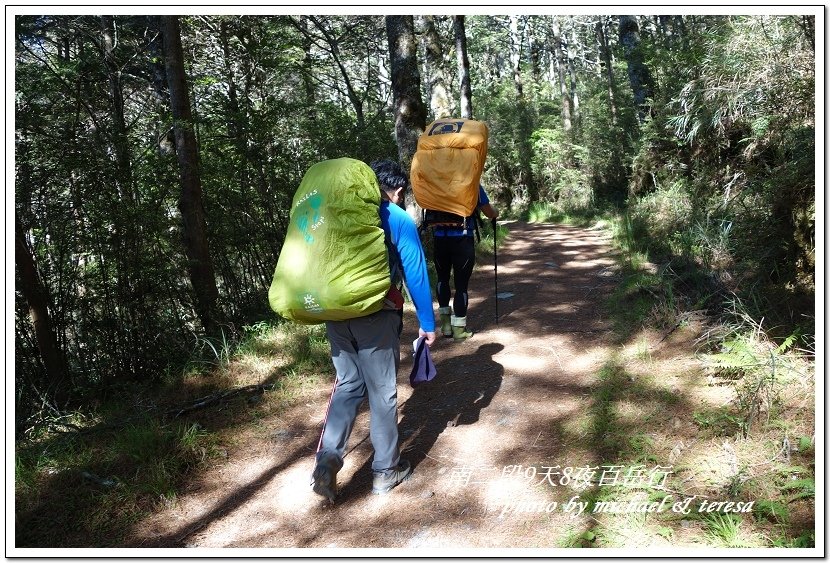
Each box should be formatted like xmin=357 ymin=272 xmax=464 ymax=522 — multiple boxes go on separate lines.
xmin=585 ymin=207 xmax=816 ymax=549
xmin=14 ymin=320 xmax=331 ymax=548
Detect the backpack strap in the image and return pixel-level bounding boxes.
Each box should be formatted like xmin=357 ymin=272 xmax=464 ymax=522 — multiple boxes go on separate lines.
xmin=383 ymin=231 xmax=414 ymax=305
xmin=421 ymin=208 xmax=479 ymax=240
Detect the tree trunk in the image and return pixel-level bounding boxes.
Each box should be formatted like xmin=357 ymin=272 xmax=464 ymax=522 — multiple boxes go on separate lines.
xmin=453 ymin=15 xmax=473 ymax=119
xmin=385 ymin=15 xmax=427 ymax=172
xmin=298 ymin=17 xmax=317 ymax=120
xmin=596 ymin=17 xmax=618 ymax=126
xmin=219 ymin=18 xmax=243 ymax=143
xmin=552 ymin=18 xmax=572 ymax=133
xmin=567 ymin=18 xmax=581 ymax=130
xmin=509 ymin=15 xmax=524 ymax=99
xmin=385 ymin=15 xmax=427 ymax=222
xmin=100 ymin=16 xmax=134 ymax=203
xmin=161 ymin=15 xmax=221 ymax=336
xmin=507 ymin=16 xmax=535 ymax=204
xmin=422 ymin=15 xmax=451 ymax=120
xmin=527 ymin=18 xmax=541 ymax=82
xmin=101 ymin=15 xmax=148 ymax=376
xmin=799 ymin=15 xmax=815 ymax=50
xmin=618 ymin=15 xmax=655 ymax=123
xmin=15 ymin=218 xmax=68 ymax=405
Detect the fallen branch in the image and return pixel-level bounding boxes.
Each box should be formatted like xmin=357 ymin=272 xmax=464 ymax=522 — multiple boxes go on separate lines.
xmin=167 ymin=383 xmax=277 ymax=418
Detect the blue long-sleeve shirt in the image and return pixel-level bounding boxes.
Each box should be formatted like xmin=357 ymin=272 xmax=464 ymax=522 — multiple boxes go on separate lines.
xmin=380 ymin=200 xmax=435 ymax=332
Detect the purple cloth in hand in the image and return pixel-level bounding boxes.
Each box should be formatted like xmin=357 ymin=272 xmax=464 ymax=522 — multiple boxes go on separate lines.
xmin=409 ymin=336 xmax=437 ymax=388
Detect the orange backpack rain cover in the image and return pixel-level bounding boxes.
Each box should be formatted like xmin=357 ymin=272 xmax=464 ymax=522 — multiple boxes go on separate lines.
xmin=411 ymin=119 xmax=488 ymax=218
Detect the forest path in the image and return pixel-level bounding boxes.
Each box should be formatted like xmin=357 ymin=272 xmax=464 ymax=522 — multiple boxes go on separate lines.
xmin=129 ymin=221 xmax=700 ymax=551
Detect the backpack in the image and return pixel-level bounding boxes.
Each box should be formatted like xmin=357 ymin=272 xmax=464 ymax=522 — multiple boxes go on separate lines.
xmin=268 ymin=158 xmax=391 ymax=324
xmin=410 ymin=118 xmax=489 ymax=233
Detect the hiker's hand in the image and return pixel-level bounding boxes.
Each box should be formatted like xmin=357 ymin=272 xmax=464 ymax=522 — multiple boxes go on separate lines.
xmin=481 ymin=203 xmax=498 ymax=221
xmin=420 ymin=328 xmax=437 ymax=347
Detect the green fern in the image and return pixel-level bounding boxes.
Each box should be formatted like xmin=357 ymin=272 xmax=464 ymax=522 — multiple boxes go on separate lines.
xmin=776 ymin=330 xmax=801 ymax=355
xmin=781 ymin=478 xmax=815 ymax=500
xmin=707 ymin=337 xmax=761 ymax=369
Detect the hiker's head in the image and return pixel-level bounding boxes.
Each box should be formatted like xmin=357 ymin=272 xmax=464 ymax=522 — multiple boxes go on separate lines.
xmin=370 ymin=159 xmax=408 ymax=206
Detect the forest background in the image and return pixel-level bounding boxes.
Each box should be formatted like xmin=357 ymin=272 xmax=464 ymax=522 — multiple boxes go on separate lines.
xmin=12 ymin=7 xmax=819 ymax=549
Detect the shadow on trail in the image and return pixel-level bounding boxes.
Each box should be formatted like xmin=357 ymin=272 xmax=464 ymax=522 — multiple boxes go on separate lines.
xmin=331 ymin=342 xmax=504 ymax=506
xmin=126 ymin=430 xmax=320 ymax=548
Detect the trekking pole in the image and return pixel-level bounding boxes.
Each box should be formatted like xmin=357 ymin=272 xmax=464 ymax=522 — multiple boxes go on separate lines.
xmin=492 ymin=217 xmax=499 ymax=324
xmin=316 ymin=376 xmax=338 ymax=454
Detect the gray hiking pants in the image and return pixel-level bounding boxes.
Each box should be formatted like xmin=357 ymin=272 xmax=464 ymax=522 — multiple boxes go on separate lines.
xmin=318 ymin=309 xmax=403 ymax=473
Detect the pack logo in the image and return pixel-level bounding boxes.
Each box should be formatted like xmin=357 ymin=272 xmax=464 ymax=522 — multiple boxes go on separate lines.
xmin=296 ymin=192 xmax=324 ymax=244
xmin=428 ymin=121 xmax=465 ymax=136
xmin=301 ymin=292 xmax=323 ymax=313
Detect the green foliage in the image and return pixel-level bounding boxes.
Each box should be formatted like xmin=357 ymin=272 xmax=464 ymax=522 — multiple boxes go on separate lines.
xmin=528 ymin=128 xmax=592 ymax=210
xmin=526 ymin=201 xmax=559 ymax=223
xmin=628 ymin=15 xmax=814 ymax=337
xmin=626 ymin=181 xmax=694 ymax=260
xmin=477 ymin=82 xmax=541 ymax=212
xmin=699 ymin=299 xmax=813 ymax=436
xmin=702 ymin=513 xmax=758 ymax=548
xmin=16 ymin=13 xmax=813 ymax=424
xmin=557 ymin=527 xmax=596 ymax=548
xmin=772 ymin=530 xmax=815 ymax=548
xmin=279 ymin=323 xmax=331 ymax=373
xmin=691 ymin=407 xmax=744 ymax=437
xmin=753 ymin=499 xmax=789 ymax=523
xmin=14 ymin=313 xmax=330 ymax=547
xmin=780 ymin=478 xmax=815 ymax=501
xmin=14 ymin=14 xmax=401 ymax=426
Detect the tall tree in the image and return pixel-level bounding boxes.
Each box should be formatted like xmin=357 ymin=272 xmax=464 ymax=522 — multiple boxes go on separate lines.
xmin=422 ymin=15 xmax=452 ymax=120
xmin=100 ymin=16 xmax=134 ymax=203
xmin=596 ymin=16 xmax=619 ymax=125
xmin=552 ymin=18 xmax=573 ymax=133
xmin=99 ymin=15 xmax=148 ymax=374
xmin=161 ymin=15 xmax=221 ymax=335
xmin=15 ymin=218 xmax=68 ymax=404
xmin=453 ymin=15 xmax=474 ymax=119
xmin=385 ymin=15 xmax=427 ymax=174
xmin=509 ymin=15 xmax=524 ymax=99
xmin=618 ymin=15 xmax=655 ymax=123
xmin=567 ymin=18 xmax=581 ymax=130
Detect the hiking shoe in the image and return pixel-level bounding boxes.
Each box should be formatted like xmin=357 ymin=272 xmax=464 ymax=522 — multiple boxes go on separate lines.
xmin=451 ymin=316 xmax=473 ymax=341
xmin=372 ymin=459 xmax=412 ymax=495
xmin=439 ymin=307 xmax=453 ymax=337
xmin=311 ymin=456 xmax=341 ymax=503
xmin=452 ymin=325 xmax=474 ymax=341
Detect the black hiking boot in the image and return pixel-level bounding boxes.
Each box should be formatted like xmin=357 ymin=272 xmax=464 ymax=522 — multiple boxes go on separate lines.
xmin=372 ymin=459 xmax=412 ymax=495
xmin=311 ymin=454 xmax=342 ymax=503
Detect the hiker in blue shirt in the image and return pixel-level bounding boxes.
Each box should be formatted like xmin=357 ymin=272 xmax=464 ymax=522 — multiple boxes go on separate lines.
xmin=434 ymin=185 xmax=499 ymax=340
xmin=312 ymin=159 xmax=436 ymax=502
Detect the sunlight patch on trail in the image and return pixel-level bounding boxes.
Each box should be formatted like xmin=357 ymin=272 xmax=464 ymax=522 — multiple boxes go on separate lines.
xmin=491 ymin=350 xmax=550 ymax=374
xmin=274 ymin=461 xmax=318 ymax=515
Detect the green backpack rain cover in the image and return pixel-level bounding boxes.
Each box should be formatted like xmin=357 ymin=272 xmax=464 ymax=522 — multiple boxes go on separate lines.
xmin=268 ymin=158 xmax=391 ymax=324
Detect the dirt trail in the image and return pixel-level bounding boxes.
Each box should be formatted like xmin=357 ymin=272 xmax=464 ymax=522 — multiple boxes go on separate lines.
xmin=129 ymin=221 xmax=645 ymax=550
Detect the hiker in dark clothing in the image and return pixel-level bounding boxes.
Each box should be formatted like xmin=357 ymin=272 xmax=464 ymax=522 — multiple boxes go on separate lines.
xmin=434 ymin=185 xmax=498 ymax=341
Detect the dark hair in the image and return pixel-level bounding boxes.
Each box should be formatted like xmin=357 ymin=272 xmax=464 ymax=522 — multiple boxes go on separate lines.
xmin=369 ymin=159 xmax=409 ymax=193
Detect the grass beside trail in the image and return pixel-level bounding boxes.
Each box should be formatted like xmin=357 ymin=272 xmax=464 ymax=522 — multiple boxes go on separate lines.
xmin=526 ymin=205 xmax=816 ymax=549
xmin=14 ymin=322 xmax=332 ymax=548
